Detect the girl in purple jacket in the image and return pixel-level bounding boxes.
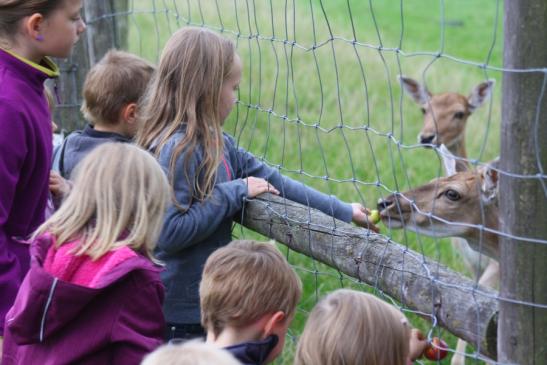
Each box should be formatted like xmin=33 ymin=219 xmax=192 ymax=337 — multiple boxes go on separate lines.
xmin=0 ymin=0 xmax=86 ymax=343
xmin=2 ymin=143 xmax=170 ymax=365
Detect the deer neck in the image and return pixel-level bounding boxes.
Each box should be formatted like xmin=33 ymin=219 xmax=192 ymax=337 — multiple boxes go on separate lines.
xmin=446 ymin=135 xmax=467 ymax=160
xmin=464 ymin=206 xmax=500 ymax=260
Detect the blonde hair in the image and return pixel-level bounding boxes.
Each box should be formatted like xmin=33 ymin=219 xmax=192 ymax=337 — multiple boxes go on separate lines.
xmin=294 ymin=289 xmax=411 ymax=365
xmin=200 ymin=240 xmax=302 ymax=337
xmin=44 ymin=85 xmax=55 ymax=112
xmin=141 ymin=341 xmax=241 ymax=365
xmin=35 ymin=143 xmax=170 ymax=262
xmin=136 ymin=27 xmax=235 ymax=207
xmin=81 ymin=49 xmax=155 ymax=125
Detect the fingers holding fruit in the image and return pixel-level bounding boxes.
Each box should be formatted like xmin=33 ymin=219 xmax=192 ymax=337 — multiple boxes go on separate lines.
xmin=423 ymin=337 xmax=448 ymax=361
xmin=408 ymin=329 xmax=429 ymax=361
xmin=350 ymin=203 xmax=380 ymax=233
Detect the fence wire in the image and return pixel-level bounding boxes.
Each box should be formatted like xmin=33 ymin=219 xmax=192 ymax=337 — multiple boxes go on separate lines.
xmin=54 ymin=1 xmax=547 ymax=363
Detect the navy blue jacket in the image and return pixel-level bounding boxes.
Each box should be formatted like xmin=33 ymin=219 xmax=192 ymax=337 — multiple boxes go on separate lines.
xmin=225 ymin=335 xmax=278 ymax=365
xmin=157 ymin=130 xmax=353 ymax=324
xmin=52 ymin=124 xmax=131 ymax=179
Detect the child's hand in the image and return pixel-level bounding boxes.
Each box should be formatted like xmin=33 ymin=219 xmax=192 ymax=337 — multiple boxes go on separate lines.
xmin=243 ymin=177 xmax=280 ymax=198
xmin=408 ymin=329 xmax=428 ymax=362
xmin=350 ymin=203 xmax=380 ymax=233
xmin=49 ymin=170 xmax=71 ymax=197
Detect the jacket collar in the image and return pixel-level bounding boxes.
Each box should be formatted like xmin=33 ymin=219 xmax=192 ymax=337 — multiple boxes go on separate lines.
xmin=0 ymin=48 xmax=59 ymax=92
xmin=82 ymin=124 xmax=132 ymax=143
xmin=224 ymin=335 xmax=278 ymax=365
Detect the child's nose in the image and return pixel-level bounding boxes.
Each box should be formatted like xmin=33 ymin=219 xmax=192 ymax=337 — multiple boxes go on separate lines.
xmin=79 ymin=20 xmax=87 ymax=34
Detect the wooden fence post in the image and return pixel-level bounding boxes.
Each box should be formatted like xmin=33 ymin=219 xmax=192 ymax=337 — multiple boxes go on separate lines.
xmin=499 ymin=0 xmax=547 ymax=363
xmin=54 ymin=0 xmax=129 ymax=131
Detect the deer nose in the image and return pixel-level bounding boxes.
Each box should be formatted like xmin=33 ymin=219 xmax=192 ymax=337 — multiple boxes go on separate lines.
xmin=420 ymin=134 xmax=436 ymax=145
xmin=377 ymin=198 xmax=393 ymax=211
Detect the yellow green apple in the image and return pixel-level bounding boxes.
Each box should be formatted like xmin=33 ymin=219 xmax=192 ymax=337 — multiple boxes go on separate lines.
xmin=368 ymin=209 xmax=380 ymax=225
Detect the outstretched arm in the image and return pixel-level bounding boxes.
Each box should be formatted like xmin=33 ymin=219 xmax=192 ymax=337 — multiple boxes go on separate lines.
xmin=228 ymin=135 xmax=378 ymax=231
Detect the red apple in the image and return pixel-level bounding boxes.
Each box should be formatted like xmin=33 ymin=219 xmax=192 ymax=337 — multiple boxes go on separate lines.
xmin=423 ymin=337 xmax=448 ymax=361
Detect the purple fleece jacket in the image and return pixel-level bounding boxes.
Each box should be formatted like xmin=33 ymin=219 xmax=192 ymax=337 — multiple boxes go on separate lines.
xmin=2 ymin=234 xmax=165 ymax=365
xmin=0 ymin=48 xmax=57 ymax=335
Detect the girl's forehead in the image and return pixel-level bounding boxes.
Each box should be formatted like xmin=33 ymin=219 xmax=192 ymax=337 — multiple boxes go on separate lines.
xmin=62 ymin=0 xmax=84 ymax=13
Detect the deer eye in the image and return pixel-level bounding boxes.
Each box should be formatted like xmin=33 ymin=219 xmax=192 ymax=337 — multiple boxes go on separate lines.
xmin=420 ymin=108 xmax=427 ymax=115
xmin=454 ymin=111 xmax=465 ymax=119
xmin=444 ymin=189 xmax=461 ymax=201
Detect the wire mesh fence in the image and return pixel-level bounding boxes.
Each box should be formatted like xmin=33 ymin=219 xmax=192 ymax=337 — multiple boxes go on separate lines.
xmin=53 ymin=0 xmax=547 ymax=363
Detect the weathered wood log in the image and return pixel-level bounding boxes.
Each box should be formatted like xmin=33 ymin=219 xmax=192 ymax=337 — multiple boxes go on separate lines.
xmin=241 ymin=193 xmax=498 ymax=360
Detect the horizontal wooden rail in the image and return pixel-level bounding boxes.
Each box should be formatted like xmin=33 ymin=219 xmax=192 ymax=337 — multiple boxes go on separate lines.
xmin=241 ymin=193 xmax=498 ymax=360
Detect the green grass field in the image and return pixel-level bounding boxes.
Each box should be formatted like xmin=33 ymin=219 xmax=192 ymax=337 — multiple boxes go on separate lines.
xmin=126 ymin=1 xmax=503 ymax=363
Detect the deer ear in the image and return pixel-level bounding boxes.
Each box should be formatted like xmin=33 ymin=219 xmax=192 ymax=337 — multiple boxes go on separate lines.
xmin=468 ymin=79 xmax=495 ymax=112
xmin=439 ymin=144 xmax=457 ymax=176
xmin=398 ymin=75 xmax=430 ymax=105
xmin=479 ymin=158 xmax=500 ymax=204
xmin=438 ymin=145 xmax=468 ymax=176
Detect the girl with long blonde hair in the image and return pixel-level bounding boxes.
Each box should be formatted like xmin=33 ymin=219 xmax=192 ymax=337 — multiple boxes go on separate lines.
xmin=294 ymin=289 xmax=428 ymax=365
xmin=136 ymin=26 xmax=379 ymax=341
xmin=2 ymin=143 xmax=170 ymax=365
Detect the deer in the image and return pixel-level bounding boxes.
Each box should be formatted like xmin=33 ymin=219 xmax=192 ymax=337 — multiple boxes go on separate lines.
xmin=398 ymin=75 xmax=495 ymax=160
xmin=398 ymin=75 xmax=498 ymax=282
xmin=397 ymin=77 xmax=497 ymax=365
xmin=377 ymin=148 xmax=500 ymax=364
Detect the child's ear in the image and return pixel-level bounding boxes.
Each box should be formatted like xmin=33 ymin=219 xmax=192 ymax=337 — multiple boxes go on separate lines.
xmin=25 ymin=13 xmax=45 ymax=40
xmin=262 ymin=311 xmax=286 ymax=338
xmin=121 ymin=103 xmax=138 ymax=124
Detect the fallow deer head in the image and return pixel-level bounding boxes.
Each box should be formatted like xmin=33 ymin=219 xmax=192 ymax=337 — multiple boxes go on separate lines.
xmin=398 ymin=76 xmax=495 ymax=159
xmin=377 ymin=146 xmax=500 ymax=259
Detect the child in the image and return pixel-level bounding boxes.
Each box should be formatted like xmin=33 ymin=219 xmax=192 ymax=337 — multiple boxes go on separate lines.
xmin=141 ymin=341 xmax=242 ymax=365
xmin=136 ymin=26 xmax=379 ymax=341
xmin=1 ymin=143 xmax=170 ymax=365
xmin=200 ymin=240 xmax=302 ymax=365
xmin=52 ymin=49 xmax=155 ymax=180
xmin=294 ymin=289 xmax=428 ymax=365
xmin=0 ymin=0 xmax=85 ymax=344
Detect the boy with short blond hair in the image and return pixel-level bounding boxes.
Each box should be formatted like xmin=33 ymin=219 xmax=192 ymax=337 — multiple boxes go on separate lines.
xmin=200 ymin=240 xmax=302 ymax=365
xmin=52 ymin=49 xmax=155 ymax=180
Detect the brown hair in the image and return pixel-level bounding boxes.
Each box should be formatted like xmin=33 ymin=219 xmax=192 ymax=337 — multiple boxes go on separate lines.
xmin=136 ymin=27 xmax=235 ymax=206
xmin=294 ymin=289 xmax=410 ymax=365
xmin=0 ymin=0 xmax=65 ymax=41
xmin=200 ymin=240 xmax=302 ymax=337
xmin=81 ymin=49 xmax=155 ymax=126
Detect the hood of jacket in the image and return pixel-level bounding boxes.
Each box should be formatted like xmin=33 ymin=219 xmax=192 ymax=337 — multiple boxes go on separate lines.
xmin=5 ymin=234 xmax=162 ymax=345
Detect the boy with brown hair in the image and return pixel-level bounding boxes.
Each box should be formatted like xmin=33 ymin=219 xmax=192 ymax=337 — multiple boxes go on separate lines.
xmin=52 ymin=49 xmax=155 ymax=181
xmin=199 ymin=240 xmax=302 ymax=365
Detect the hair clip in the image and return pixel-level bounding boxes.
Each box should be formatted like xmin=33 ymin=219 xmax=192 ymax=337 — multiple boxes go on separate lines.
xmin=36 ymin=35 xmax=44 ymax=41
